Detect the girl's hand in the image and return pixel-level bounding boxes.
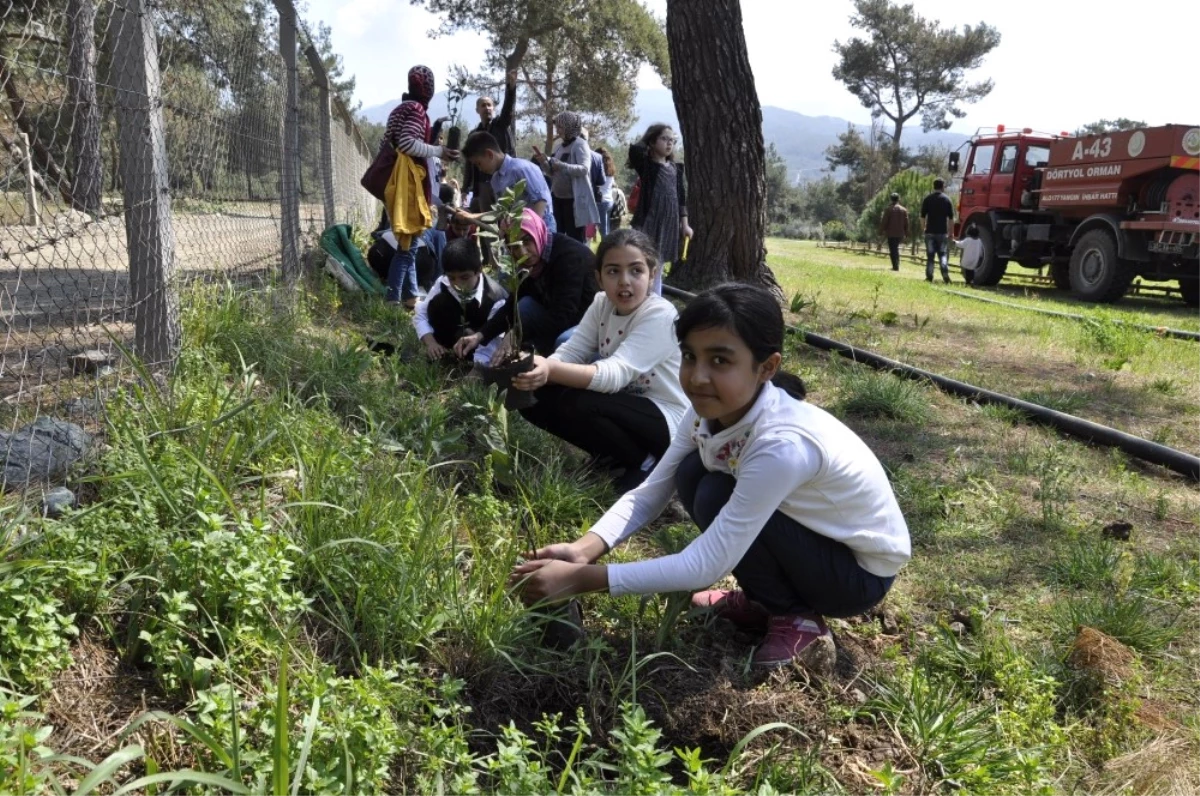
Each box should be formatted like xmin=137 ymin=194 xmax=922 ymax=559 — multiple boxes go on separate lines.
xmin=531 ymin=542 xmax=590 ymax=564
xmin=423 ymin=336 xmax=448 ymax=360
xmin=511 ymin=355 xmax=550 ymax=391
xmin=680 ymin=219 xmax=694 ymax=239
xmin=454 ymin=332 xmax=482 ymax=359
xmin=508 ymin=559 xmax=582 ymax=604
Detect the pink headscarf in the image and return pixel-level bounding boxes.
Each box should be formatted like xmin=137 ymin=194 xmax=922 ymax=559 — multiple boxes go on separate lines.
xmin=519 ymin=207 xmax=551 ymax=261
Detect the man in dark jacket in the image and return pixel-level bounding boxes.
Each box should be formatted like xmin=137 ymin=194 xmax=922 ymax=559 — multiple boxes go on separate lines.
xmin=920 ymin=178 xmax=956 ymax=283
xmin=880 ymin=193 xmax=909 ymax=271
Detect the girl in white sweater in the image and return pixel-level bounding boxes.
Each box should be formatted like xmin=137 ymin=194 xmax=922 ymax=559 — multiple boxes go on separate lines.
xmin=511 ymin=283 xmax=911 ymax=670
xmin=511 ymin=229 xmax=688 ymax=493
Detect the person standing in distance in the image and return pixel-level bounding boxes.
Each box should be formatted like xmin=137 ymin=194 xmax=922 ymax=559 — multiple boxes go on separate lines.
xmin=920 ymin=178 xmax=955 ymax=284
xmin=880 ymin=193 xmax=909 ymax=272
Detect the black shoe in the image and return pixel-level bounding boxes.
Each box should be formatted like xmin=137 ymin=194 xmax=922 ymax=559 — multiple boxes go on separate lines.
xmin=892 ymin=266 xmax=899 ymax=271
xmin=925 ymin=276 xmax=934 ymax=282
xmin=943 ymin=275 xmax=951 ymax=284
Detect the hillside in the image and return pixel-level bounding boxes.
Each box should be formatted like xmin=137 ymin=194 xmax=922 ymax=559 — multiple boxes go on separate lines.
xmin=360 ymin=88 xmax=968 ymax=183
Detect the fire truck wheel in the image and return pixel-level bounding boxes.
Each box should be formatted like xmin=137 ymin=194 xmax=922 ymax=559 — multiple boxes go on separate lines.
xmin=1068 ymin=229 xmax=1134 ymax=303
xmin=1050 ymin=262 xmax=1072 ymax=290
xmin=1179 ymin=280 xmax=1199 ymax=307
xmin=972 ymin=224 xmax=1008 ymax=286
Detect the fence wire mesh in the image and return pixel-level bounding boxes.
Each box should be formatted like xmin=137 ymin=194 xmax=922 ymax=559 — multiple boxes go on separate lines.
xmin=1 ymin=0 xmax=376 ymax=489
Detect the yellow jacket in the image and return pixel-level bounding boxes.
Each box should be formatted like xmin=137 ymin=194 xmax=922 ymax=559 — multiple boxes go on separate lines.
xmin=384 ymin=155 xmax=431 ymax=250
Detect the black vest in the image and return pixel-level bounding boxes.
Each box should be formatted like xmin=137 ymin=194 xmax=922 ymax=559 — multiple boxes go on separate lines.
xmin=463 ymin=273 xmax=506 ymax=329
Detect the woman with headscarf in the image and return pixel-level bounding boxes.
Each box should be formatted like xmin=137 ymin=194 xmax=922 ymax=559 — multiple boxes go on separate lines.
xmin=383 ymin=65 xmax=459 ymax=309
xmin=455 ymin=208 xmax=596 ymax=360
xmin=531 ymin=111 xmax=600 ymax=243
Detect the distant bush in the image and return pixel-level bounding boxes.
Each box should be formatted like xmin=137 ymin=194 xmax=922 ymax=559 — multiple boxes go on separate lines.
xmin=823 ymin=220 xmax=850 ymax=241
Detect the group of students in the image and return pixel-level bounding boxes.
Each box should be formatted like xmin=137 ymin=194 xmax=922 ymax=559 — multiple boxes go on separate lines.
xmin=377 ymin=64 xmax=912 ymax=671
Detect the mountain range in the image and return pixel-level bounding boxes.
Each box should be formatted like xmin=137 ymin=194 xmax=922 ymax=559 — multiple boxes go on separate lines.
xmin=360 ymin=88 xmax=968 ymax=183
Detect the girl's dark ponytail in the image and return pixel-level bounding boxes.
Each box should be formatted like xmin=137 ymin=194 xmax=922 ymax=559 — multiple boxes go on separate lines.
xmin=675 ymin=282 xmax=807 ymax=401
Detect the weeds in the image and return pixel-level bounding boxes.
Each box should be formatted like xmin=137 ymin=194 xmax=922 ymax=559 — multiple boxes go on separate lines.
xmin=867 ymin=665 xmax=1029 ymax=793
xmin=836 ymin=368 xmax=931 ymax=425
xmin=1054 ymin=592 xmax=1182 ymax=654
xmin=1047 ymin=536 xmax=1124 ymax=590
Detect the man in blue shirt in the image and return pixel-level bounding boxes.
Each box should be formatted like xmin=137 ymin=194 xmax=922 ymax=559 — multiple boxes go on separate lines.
xmin=457 ymin=131 xmax=556 ymax=234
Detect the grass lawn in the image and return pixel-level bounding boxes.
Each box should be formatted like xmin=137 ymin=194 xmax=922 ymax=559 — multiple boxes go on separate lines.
xmin=2 ymin=252 xmax=1197 ymax=794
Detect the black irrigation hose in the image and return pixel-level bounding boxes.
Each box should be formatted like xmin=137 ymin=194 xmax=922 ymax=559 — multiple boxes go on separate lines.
xmin=661 ymin=284 xmax=1200 ymax=480
xmin=942 ymin=290 xmax=1200 ymax=342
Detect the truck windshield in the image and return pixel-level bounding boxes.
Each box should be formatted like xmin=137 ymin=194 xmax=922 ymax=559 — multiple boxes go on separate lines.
xmin=1025 ymin=145 xmax=1050 ymax=168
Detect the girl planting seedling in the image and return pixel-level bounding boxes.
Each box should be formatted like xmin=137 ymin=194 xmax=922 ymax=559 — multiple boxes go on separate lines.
xmin=510 ymin=283 xmax=911 ymax=670
xmin=510 ymin=228 xmax=689 ymax=493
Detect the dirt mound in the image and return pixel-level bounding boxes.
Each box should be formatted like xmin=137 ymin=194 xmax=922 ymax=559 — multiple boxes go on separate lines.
xmin=1067 ymin=626 xmax=1137 ymax=685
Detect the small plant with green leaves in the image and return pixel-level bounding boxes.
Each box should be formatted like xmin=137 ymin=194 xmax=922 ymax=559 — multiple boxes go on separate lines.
xmin=867 ymin=665 xmax=1030 ymax=793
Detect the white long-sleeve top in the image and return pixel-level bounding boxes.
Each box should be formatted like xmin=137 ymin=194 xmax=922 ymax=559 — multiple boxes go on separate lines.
xmin=955 ymin=236 xmax=984 ymax=270
xmin=550 ymin=292 xmax=689 ymax=437
xmin=591 ymin=382 xmax=911 ymax=596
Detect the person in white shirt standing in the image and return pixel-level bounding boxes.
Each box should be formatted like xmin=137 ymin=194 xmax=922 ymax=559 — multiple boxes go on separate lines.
xmin=511 ymin=229 xmax=689 ymax=494
xmin=511 ymin=283 xmax=911 ymax=671
xmin=954 ymin=224 xmax=984 ymax=286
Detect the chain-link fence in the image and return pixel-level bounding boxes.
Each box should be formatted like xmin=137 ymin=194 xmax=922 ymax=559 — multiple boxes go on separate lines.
xmin=1 ymin=0 xmax=376 ymax=488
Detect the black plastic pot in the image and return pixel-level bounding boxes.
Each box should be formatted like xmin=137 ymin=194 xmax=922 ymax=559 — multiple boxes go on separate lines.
xmin=490 ymin=351 xmax=537 ymax=410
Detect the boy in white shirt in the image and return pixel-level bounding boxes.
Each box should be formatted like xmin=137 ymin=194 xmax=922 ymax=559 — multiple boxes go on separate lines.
xmin=414 ymin=237 xmax=507 ymax=365
xmin=954 ymin=225 xmax=984 ymax=286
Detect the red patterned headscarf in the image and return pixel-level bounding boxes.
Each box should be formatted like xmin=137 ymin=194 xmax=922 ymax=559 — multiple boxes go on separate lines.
xmin=405 ymin=65 xmax=435 ymax=106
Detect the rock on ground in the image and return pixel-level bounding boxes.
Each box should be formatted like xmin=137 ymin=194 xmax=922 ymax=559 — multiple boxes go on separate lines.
xmin=1 ymin=417 xmax=92 ymax=491
xmin=42 ymin=486 xmax=77 ymax=518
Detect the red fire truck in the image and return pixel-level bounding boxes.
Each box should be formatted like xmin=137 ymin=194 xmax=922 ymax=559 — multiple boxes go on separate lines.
xmin=947 ymin=124 xmax=1200 ymax=304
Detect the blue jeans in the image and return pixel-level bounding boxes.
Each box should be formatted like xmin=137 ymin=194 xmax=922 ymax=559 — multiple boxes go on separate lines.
xmin=517 ymin=295 xmax=577 ymax=355
xmin=386 ymin=236 xmax=420 ymax=302
xmin=597 ymin=199 xmax=612 ymax=239
xmin=925 ymin=233 xmax=949 ymax=280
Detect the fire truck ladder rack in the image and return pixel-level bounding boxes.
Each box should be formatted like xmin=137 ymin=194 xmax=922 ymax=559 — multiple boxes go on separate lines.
xmin=661 ymin=284 xmax=1200 ymax=481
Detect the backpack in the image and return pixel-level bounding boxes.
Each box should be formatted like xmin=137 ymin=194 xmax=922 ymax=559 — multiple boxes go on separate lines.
xmin=627 ymin=178 xmax=642 ymax=215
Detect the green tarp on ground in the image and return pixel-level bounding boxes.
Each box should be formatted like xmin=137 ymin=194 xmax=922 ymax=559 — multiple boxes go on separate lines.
xmin=319 ymin=224 xmax=386 ymax=295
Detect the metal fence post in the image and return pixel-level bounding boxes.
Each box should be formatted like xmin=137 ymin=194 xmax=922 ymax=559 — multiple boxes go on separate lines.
xmin=303 ymin=43 xmax=336 ymax=231
xmin=20 ymin=133 xmax=40 ymax=228
xmin=112 ymin=0 xmax=180 ymax=371
xmin=274 ymin=0 xmax=301 ymax=280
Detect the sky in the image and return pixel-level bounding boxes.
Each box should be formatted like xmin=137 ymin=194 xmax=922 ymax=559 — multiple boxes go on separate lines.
xmin=301 ymin=0 xmax=1200 ymax=134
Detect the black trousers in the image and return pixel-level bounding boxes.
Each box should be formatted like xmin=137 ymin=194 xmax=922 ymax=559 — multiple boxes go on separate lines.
xmin=425 ymin=292 xmax=474 ymax=347
xmin=887 ymin=237 xmax=902 ymax=270
xmin=553 ymin=197 xmax=586 ymax=242
xmin=519 ymin=385 xmax=670 ymax=468
xmin=675 ymin=451 xmax=894 ymax=618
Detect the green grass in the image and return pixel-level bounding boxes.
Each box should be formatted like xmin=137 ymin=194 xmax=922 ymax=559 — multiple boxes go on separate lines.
xmin=4 ymin=260 xmax=1197 ymax=795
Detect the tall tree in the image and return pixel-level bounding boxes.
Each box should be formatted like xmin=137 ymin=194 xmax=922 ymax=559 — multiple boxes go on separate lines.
xmin=415 ymin=0 xmax=668 ymax=148
xmin=665 ymin=0 xmax=776 ymax=294
xmin=1076 ymin=118 xmax=1146 ymax=136
xmin=832 ymin=0 xmax=1000 ymax=165
xmin=824 ymin=123 xmax=892 ymax=213
xmin=67 ymin=0 xmax=102 ymax=214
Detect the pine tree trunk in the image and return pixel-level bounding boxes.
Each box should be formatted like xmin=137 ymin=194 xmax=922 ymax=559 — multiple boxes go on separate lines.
xmin=67 ymin=0 xmax=103 ymax=215
xmin=665 ymin=0 xmax=779 ymax=298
